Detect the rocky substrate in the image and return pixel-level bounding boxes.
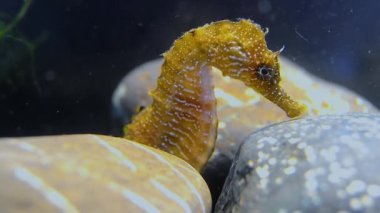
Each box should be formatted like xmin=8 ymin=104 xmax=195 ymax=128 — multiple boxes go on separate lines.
xmin=2 ymin=114 xmax=380 ymax=212
xmin=1 ymin=57 xmax=379 ymax=212
xmin=112 ymin=57 xmax=378 ymax=207
xmin=216 ymin=113 xmax=380 ymax=212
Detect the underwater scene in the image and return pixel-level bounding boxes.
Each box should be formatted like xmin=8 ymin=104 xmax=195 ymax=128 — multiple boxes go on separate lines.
xmin=1 ymin=0 xmax=380 ymax=212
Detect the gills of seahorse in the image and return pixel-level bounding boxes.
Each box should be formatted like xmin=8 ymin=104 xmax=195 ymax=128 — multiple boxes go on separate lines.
xmin=124 ymin=19 xmax=307 ymax=171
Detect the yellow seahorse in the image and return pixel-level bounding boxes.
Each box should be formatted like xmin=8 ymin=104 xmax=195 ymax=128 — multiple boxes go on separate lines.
xmin=124 ymin=19 xmax=306 ymax=171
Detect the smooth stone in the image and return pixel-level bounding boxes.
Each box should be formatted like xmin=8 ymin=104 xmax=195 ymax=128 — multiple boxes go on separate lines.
xmin=215 ymin=113 xmax=380 ymax=213
xmin=112 ymin=57 xmax=378 ymax=204
xmin=0 ymin=134 xmax=211 ymax=213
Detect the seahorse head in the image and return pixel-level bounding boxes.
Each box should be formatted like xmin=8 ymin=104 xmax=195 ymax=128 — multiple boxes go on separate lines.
xmin=208 ymin=19 xmax=306 ymax=117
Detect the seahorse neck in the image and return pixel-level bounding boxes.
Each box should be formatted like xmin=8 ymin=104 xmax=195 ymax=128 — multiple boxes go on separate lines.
xmin=125 ymin=33 xmax=218 ymax=171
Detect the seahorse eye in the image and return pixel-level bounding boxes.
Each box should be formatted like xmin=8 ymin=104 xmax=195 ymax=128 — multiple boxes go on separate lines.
xmin=257 ymin=65 xmax=274 ymax=80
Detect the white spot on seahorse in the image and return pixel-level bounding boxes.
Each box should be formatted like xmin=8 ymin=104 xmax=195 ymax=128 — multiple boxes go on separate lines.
xmin=91 ymin=135 xmax=137 ymax=171
xmin=13 ymin=166 xmax=79 ymax=213
xmin=150 ymin=179 xmax=191 ymax=213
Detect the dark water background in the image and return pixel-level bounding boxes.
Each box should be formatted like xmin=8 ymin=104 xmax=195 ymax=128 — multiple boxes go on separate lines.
xmin=1 ymin=0 xmax=380 ymax=137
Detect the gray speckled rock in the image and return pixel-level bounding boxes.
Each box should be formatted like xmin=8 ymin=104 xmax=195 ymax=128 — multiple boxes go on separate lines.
xmin=216 ymin=113 xmax=380 ymax=213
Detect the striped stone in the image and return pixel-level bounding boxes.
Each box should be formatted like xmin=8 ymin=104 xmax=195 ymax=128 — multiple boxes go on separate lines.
xmin=0 ymin=134 xmax=211 ymax=212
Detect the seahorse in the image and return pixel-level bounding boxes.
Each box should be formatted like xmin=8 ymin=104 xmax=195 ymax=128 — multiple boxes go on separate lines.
xmin=124 ymin=19 xmax=306 ymax=171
